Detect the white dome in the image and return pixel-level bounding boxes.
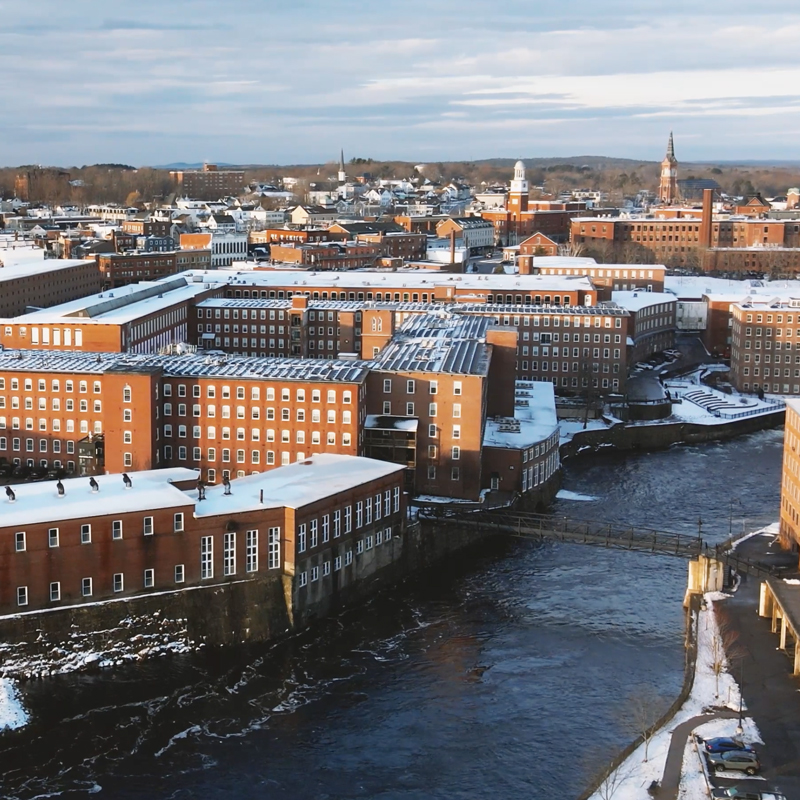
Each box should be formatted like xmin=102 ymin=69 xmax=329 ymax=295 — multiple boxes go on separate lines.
xmin=514 ymin=160 xmax=525 ymax=170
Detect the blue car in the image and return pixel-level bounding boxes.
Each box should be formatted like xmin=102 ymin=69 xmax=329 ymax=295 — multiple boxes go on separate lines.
xmin=703 ymin=737 xmax=755 ymax=754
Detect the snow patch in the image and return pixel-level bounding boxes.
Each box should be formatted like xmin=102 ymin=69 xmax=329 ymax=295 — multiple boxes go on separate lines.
xmin=0 ymin=677 xmax=28 ymax=731
xmin=556 ymin=490 xmax=599 ymax=502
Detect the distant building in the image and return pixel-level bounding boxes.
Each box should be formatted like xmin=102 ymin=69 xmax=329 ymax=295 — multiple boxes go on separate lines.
xmin=170 ymin=164 xmax=245 ymax=200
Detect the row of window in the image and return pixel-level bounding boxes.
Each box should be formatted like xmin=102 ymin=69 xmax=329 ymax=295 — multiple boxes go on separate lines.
xmin=0 ymin=378 xmax=102 ymax=393
xmin=14 ymin=515 xmax=185 ymax=551
xmin=297 ymin=527 xmax=394 ymax=586
xmin=296 ymin=489 xmax=399 ymax=553
xmin=162 ymin=384 xmax=351 ymax=403
xmin=162 ymin=406 xmax=353 ymax=423
xmin=0 ymin=437 xmax=75 ymax=453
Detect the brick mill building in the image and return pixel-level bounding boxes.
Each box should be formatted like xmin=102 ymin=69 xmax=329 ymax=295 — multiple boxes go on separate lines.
xmin=0 ymin=455 xmax=407 ymax=618
xmin=729 ymin=298 xmax=800 ymax=395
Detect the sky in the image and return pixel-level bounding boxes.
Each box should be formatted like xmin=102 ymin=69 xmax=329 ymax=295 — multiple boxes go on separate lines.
xmin=2 ymin=0 xmax=800 ymax=167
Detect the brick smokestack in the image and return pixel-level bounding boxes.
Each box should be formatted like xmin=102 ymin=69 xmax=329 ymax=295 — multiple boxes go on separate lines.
xmin=450 ymin=230 xmax=456 ymax=266
xmin=700 ymin=188 xmax=714 ymax=250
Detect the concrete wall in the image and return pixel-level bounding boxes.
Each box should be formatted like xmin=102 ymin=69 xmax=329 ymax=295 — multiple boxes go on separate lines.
xmin=560 ymin=409 xmax=784 ymax=462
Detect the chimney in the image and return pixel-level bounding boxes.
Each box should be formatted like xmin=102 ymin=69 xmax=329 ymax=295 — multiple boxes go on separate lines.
xmin=450 ymin=230 xmax=456 ymax=266
xmin=700 ymin=188 xmax=714 ymax=251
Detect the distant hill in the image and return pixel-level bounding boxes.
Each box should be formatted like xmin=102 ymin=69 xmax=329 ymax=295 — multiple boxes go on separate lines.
xmin=471 ymin=155 xmax=655 ymax=170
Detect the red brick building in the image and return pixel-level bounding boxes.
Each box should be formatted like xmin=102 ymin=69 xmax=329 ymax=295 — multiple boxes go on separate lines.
xmin=0 ymin=455 xmax=406 ymax=617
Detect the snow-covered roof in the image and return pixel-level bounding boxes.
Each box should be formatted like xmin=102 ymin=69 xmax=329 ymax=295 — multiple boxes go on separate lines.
xmin=192 ymin=454 xmax=404 ymax=517
xmin=202 ymin=267 xmax=596 ymax=295
xmin=483 ymin=381 xmax=558 ymax=450
xmin=0 ymin=256 xmax=94 ymax=280
xmin=611 ymin=291 xmax=676 ymax=313
xmin=373 ymin=312 xmax=492 ymax=375
xmin=3 ymin=277 xmax=218 ymax=326
xmin=0 ymin=350 xmax=369 ymax=383
xmin=0 ymin=468 xmax=198 ymax=529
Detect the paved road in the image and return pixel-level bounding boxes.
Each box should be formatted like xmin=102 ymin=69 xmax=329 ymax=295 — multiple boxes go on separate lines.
xmin=723 ymin=574 xmax=800 ymax=798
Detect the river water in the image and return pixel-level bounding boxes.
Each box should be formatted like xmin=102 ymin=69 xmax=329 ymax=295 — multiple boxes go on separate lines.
xmin=0 ymin=429 xmax=784 ymax=800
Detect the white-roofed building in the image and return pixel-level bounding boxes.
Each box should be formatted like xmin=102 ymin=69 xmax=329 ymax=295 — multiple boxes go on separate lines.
xmin=0 ymin=456 xmax=406 ymax=622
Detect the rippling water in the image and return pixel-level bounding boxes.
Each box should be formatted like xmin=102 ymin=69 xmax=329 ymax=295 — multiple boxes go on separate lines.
xmin=0 ymin=429 xmax=784 ymax=800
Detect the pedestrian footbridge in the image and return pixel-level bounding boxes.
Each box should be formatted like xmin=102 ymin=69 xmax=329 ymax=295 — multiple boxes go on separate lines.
xmin=427 ymin=508 xmax=777 ymax=600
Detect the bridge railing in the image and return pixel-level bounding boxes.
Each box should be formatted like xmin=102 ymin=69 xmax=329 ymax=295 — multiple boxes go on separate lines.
xmin=426 ymin=507 xmax=779 ymax=575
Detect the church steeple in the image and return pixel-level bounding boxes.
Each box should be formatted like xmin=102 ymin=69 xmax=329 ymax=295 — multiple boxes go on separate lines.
xmin=338 ymin=149 xmax=346 ymax=184
xmin=659 ymin=132 xmax=678 ymax=204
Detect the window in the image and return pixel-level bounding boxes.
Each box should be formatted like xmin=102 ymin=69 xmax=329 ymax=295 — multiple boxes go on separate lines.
xmin=334 ymin=509 xmax=341 ymax=537
xmin=82 ymin=577 xmax=93 ymax=597
xmin=246 ymin=530 xmax=258 ymax=572
xmin=268 ymin=527 xmax=280 ymax=569
xmin=322 ymin=514 xmax=330 ymax=542
xmin=15 ymin=531 xmax=26 ymax=552
xmin=143 ymin=516 xmax=154 ymax=536
xmin=356 ymin=501 xmax=363 ymax=528
xmin=453 ymin=404 xmax=461 ymax=418
xmin=299 ymin=571 xmax=308 ymax=587
xmin=50 ymin=582 xmax=60 ymax=602
xmin=453 ymin=381 xmax=462 ymax=395
xmin=144 ymin=568 xmax=155 ymax=588
xmin=48 ymin=527 xmax=59 ymax=548
xmin=112 ymin=520 xmax=123 ymax=540
xmin=224 ymin=531 xmax=236 ymax=576
xmin=406 ymin=380 xmax=415 ymax=394
xmin=201 ymin=536 xmax=214 ymax=579
xmin=345 ymin=505 xmax=352 ymax=533
xmin=174 ymin=513 xmax=184 ymax=533
xmin=393 ymin=487 xmax=400 ymax=513
xmin=81 ymin=524 xmax=91 ymax=544
xmin=113 ymin=573 xmax=124 ymax=593
xmin=175 ymin=564 xmax=185 ymax=583
xmin=357 ymin=539 xmax=364 ymax=555
xmin=383 ymin=379 xmax=392 ymax=393
xmin=17 ymin=586 xmax=28 ymax=607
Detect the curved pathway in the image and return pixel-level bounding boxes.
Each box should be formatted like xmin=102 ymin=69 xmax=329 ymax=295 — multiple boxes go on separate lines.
xmin=661 ymin=711 xmax=737 ymax=799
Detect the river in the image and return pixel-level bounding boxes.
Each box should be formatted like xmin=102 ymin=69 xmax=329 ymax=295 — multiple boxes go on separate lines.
xmin=0 ymin=428 xmax=784 ymax=800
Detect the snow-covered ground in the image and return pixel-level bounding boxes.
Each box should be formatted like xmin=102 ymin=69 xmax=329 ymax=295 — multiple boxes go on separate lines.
xmin=0 ymin=677 xmax=28 ymax=731
xmin=678 ymin=717 xmax=764 ymax=800
xmin=588 ymin=592 xmax=747 ymax=800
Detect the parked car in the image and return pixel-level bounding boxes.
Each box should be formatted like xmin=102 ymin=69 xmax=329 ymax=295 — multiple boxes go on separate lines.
xmin=711 ymin=789 xmax=786 ymax=800
xmin=706 ymin=749 xmax=760 ymax=775
xmin=702 ymin=737 xmax=756 ymax=754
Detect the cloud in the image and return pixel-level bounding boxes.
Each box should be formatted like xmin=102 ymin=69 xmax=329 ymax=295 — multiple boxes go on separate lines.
xmin=2 ymin=0 xmax=800 ymax=164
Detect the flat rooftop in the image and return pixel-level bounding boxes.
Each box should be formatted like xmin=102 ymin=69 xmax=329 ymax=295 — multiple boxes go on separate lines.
xmin=611 ymin=291 xmax=676 ymax=312
xmin=0 ymin=256 xmax=94 ymax=279
xmin=0 ymin=350 xmax=370 ymax=383
xmin=192 ymin=454 xmax=404 ymax=517
xmin=0 ymin=468 xmax=198 ymax=528
xmin=201 ymin=267 xmax=596 ymax=294
xmin=483 ymin=380 xmax=559 ymax=450
xmin=3 ymin=277 xmax=224 ymax=326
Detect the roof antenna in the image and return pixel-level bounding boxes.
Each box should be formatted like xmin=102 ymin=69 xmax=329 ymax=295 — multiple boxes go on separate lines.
xmin=197 ymin=479 xmax=206 ymax=501
xmin=56 ymin=480 xmax=65 ymax=497
xmin=5 ymin=486 xmax=15 ymax=503
xmin=223 ymin=475 xmax=232 ymax=496
xmin=89 ymin=477 xmax=99 ymax=492
xmin=122 ymin=473 xmax=132 ymax=489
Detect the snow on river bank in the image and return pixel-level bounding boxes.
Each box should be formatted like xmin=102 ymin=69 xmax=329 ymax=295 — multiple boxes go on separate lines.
xmin=588 ymin=592 xmax=747 ymax=800
xmin=0 ymin=678 xmax=28 ymax=731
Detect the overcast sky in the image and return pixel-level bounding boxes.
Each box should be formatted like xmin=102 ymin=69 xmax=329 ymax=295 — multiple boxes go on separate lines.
xmin=2 ymin=0 xmax=800 ymax=167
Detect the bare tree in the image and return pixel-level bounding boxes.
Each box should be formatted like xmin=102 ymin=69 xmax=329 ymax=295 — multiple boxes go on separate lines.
xmin=711 ymin=605 xmax=746 ymax=699
xmin=622 ymin=687 xmax=668 ymax=762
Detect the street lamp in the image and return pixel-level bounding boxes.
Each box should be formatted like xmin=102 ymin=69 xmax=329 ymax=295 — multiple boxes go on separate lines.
xmin=736 ymin=660 xmax=745 ymax=737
